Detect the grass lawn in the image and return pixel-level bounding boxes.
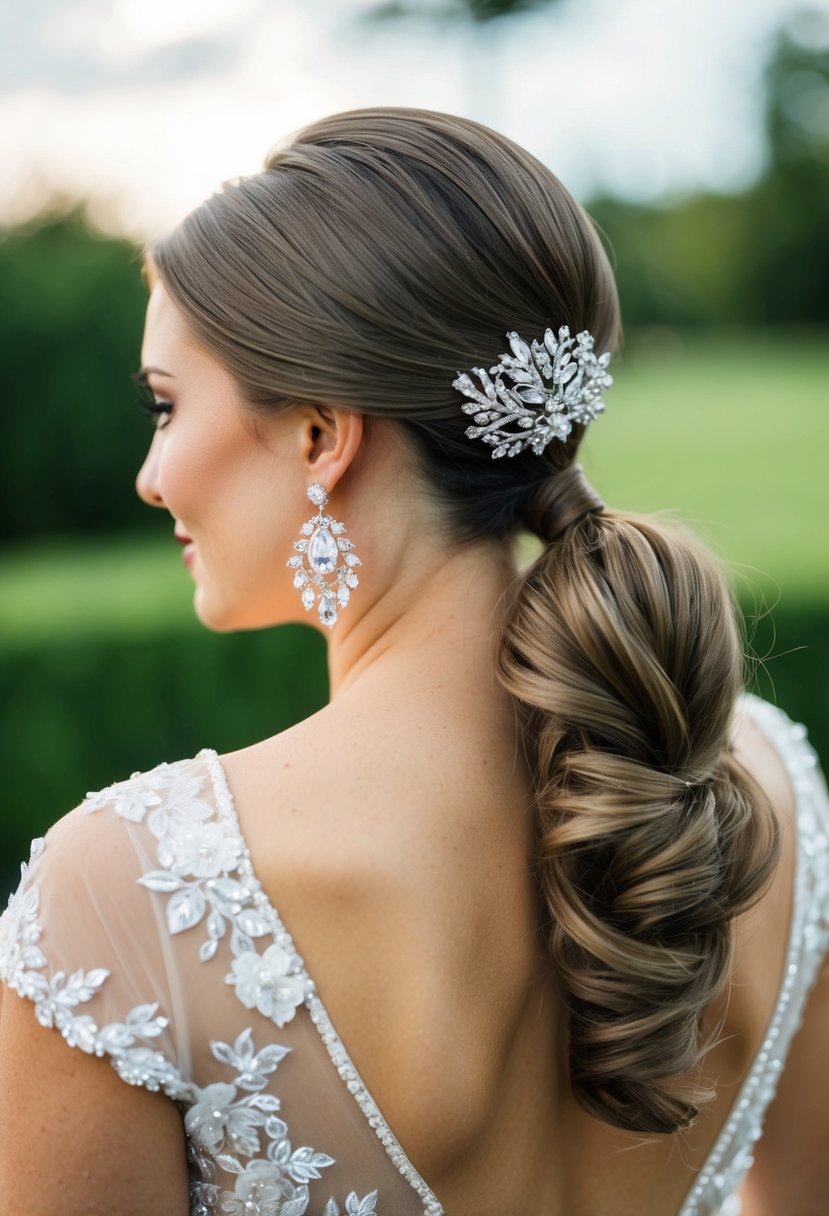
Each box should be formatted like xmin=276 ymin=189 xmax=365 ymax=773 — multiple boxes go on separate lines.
xmin=579 ymin=327 xmax=828 ymax=605
xmin=0 ymin=532 xmax=197 ymax=642
xmin=1 ymin=328 xmax=826 ymax=644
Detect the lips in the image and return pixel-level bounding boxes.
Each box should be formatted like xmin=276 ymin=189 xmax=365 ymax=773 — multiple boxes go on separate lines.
xmin=174 ymin=528 xmax=195 ymax=569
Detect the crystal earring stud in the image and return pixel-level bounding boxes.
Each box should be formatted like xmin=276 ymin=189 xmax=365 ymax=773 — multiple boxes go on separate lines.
xmin=287 ymin=482 xmax=362 ymax=629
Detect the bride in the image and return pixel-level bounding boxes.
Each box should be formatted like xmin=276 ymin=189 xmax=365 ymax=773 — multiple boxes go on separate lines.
xmin=1 ymin=107 xmax=827 ymax=1216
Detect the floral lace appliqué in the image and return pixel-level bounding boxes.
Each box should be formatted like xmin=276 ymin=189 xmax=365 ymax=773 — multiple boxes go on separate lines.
xmin=0 ymin=836 xmax=46 ymax=983
xmin=0 ymin=826 xmax=379 ymax=1216
xmin=227 ymin=943 xmax=306 ymax=1026
xmin=90 ymin=762 xmax=308 ymax=1027
xmin=0 ymin=837 xmax=189 ymax=1101
xmin=323 ymin=1194 xmax=378 ymax=1216
xmin=79 ymin=758 xmax=383 ymax=1216
xmin=184 ymin=1028 xmax=335 ymax=1215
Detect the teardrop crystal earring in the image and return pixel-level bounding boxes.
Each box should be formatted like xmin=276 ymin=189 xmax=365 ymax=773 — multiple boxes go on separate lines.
xmin=287 ymin=482 xmax=362 ymax=630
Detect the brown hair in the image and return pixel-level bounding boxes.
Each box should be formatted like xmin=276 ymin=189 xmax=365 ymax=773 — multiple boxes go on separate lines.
xmin=148 ymin=106 xmax=779 ymax=1134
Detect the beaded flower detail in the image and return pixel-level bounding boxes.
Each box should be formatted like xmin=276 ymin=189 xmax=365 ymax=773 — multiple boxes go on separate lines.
xmin=287 ymin=482 xmax=362 ymax=630
xmin=452 ymin=325 xmax=613 ymax=458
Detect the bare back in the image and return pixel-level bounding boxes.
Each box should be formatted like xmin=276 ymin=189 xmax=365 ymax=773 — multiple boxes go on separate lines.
xmin=3 ymin=685 xmax=827 ymax=1215
xmin=217 ymin=688 xmax=825 ymax=1216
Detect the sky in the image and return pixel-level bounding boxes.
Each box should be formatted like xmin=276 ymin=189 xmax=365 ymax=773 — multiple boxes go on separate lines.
xmin=2 ymin=0 xmax=828 ymax=240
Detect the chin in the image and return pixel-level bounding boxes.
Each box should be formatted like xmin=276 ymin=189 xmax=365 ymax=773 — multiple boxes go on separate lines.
xmin=192 ymin=587 xmax=242 ymax=633
xmin=192 ymin=587 xmax=297 ymax=634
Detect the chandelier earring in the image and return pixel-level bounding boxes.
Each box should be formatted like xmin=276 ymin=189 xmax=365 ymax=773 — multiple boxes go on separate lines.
xmin=287 ymin=482 xmax=362 ymax=630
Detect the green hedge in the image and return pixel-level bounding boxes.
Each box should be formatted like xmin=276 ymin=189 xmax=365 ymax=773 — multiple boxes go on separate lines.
xmin=1 ymin=626 xmax=327 ymax=899
xmin=2 ymin=604 xmax=827 ymax=903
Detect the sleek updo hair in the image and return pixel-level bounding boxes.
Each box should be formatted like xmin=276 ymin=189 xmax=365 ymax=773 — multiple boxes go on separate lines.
xmin=147 ymin=107 xmax=780 ymax=1135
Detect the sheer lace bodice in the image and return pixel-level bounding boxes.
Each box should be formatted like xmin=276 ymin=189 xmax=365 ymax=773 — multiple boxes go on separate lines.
xmin=1 ymin=692 xmax=828 ymax=1216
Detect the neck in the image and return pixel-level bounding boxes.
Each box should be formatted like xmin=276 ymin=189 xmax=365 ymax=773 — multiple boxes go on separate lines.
xmin=324 ymin=534 xmax=523 ymax=704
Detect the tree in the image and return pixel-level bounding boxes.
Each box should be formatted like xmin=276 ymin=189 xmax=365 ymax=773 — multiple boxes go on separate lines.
xmin=366 ymin=0 xmax=556 ymax=22
xmin=0 ymin=204 xmax=153 ymax=541
xmin=587 ymin=10 xmax=829 ymax=327
xmin=360 ymin=0 xmax=564 ymax=123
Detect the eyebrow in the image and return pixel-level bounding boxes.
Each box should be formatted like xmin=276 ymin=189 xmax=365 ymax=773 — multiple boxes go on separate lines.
xmin=132 ymin=366 xmax=175 ymax=386
xmin=135 ymin=364 xmax=173 ymax=379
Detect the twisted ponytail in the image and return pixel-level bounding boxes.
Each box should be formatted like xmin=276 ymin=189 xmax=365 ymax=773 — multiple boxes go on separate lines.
xmin=497 ymin=506 xmax=780 ymax=1133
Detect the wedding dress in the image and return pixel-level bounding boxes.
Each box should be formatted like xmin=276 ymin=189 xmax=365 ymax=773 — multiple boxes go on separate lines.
xmin=1 ymin=692 xmax=828 ymax=1216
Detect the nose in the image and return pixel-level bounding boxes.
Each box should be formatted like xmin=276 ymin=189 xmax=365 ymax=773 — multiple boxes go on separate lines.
xmin=135 ymin=436 xmax=166 ymax=509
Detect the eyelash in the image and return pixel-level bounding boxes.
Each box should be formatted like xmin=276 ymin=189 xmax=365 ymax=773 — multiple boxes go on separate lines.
xmin=135 ymin=385 xmax=174 ymax=429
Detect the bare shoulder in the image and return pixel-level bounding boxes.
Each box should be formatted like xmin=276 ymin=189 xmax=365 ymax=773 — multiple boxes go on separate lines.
xmin=719 ymin=700 xmax=799 ymax=1032
xmin=0 ymin=771 xmax=191 ymax=1214
xmin=727 ymin=700 xmax=829 ymax=1210
xmin=216 ymin=695 xmax=462 ymax=975
xmin=216 ymin=694 xmax=540 ymax=1161
xmin=0 ymin=985 xmax=189 ymax=1215
xmin=216 ymin=692 xmax=526 ymax=966
xmin=218 ymin=691 xmax=531 ymax=891
xmin=742 ymin=935 xmax=829 ymax=1212
xmin=729 ymin=697 xmax=798 ymax=829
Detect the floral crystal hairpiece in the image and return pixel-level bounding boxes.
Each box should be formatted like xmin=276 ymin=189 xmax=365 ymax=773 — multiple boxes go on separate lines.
xmin=452 ymin=325 xmax=613 ymax=459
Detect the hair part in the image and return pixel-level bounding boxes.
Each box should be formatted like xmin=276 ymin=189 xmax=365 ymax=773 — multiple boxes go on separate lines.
xmin=147 ymin=106 xmax=779 ymax=1134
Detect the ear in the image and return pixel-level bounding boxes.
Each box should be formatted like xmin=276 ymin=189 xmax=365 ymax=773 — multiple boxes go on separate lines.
xmin=301 ymin=404 xmax=364 ymax=492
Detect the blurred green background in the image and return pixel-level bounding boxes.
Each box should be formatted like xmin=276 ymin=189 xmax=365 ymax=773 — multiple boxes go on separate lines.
xmin=1 ymin=9 xmax=828 ymax=901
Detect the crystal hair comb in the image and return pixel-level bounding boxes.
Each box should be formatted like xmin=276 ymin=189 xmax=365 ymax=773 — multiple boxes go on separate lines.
xmin=452 ymin=325 xmax=613 ymax=459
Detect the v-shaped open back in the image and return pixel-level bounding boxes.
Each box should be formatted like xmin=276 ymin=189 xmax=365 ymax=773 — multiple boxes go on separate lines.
xmin=1 ymin=693 xmax=828 ymax=1215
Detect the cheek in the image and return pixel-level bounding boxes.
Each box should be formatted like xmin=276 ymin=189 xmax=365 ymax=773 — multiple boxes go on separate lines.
xmin=157 ymin=447 xmax=200 ymax=520
xmin=156 ymin=422 xmax=241 ymax=525
xmin=157 ymin=423 xmax=286 ymax=558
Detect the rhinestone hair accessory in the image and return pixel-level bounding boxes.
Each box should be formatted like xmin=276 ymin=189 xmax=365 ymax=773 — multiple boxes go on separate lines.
xmin=287 ymin=482 xmax=362 ymax=630
xmin=452 ymin=325 xmax=613 ymax=459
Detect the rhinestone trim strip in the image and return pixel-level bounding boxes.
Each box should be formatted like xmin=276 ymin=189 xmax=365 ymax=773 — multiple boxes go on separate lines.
xmin=677 ymin=692 xmax=829 ymax=1214
xmin=198 ymin=747 xmax=445 ymax=1216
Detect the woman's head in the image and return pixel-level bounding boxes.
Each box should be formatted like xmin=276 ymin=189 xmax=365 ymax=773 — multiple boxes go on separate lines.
xmin=136 ymin=278 xmax=373 ymax=631
xmin=144 ymin=106 xmax=621 ymax=553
